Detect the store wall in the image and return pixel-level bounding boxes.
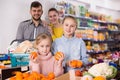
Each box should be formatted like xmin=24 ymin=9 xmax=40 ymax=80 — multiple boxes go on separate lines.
xmin=0 ymin=0 xmax=56 ymax=53
xmin=76 ymin=0 xmax=120 ymax=19
xmin=0 ymin=0 xmax=120 ymax=53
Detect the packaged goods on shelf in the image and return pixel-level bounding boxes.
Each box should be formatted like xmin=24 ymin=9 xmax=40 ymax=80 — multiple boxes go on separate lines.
xmin=0 ymin=54 xmax=11 ymax=65
xmin=9 ymin=53 xmax=30 ymax=67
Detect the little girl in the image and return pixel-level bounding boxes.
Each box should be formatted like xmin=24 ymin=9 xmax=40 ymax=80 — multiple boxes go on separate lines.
xmin=29 ymin=33 xmax=64 ymax=77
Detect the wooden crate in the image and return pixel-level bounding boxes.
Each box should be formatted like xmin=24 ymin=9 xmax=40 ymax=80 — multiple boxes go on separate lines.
xmin=55 ymin=70 xmax=81 ymax=80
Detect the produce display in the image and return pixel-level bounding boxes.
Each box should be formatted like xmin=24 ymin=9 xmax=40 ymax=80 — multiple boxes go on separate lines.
xmin=9 ymin=71 xmax=55 ymax=80
xmin=87 ymin=63 xmax=117 ymax=79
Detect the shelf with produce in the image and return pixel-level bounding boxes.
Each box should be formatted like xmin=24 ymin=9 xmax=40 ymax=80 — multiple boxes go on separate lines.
xmin=87 ymin=50 xmax=109 ymax=54
xmin=82 ymin=38 xmax=114 ymax=43
xmin=64 ymin=14 xmax=120 ymax=26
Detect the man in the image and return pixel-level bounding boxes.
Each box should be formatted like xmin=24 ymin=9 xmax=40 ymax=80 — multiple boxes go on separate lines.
xmin=16 ymin=1 xmax=50 ymax=40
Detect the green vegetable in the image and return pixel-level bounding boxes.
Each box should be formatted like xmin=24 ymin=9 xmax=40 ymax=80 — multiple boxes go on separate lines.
xmin=83 ymin=72 xmax=94 ymax=77
xmin=106 ymin=66 xmax=117 ymax=79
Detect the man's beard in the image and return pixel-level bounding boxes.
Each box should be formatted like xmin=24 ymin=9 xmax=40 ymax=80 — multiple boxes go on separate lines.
xmin=32 ymin=17 xmax=40 ymax=21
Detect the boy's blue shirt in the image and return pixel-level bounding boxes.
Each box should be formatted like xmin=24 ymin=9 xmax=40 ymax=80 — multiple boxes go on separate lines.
xmin=52 ymin=35 xmax=88 ymax=67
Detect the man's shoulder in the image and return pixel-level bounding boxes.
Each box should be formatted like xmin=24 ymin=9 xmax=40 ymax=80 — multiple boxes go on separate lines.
xmin=20 ymin=19 xmax=31 ymax=24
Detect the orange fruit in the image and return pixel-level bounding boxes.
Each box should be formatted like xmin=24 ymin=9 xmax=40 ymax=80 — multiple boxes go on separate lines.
xmin=27 ymin=75 xmax=36 ymax=80
xmin=0 ymin=65 xmax=6 ymax=69
xmin=39 ymin=74 xmax=45 ymax=78
xmin=48 ymin=72 xmax=55 ymax=79
xmin=93 ymin=76 xmax=106 ymax=80
xmin=54 ymin=52 xmax=64 ymax=61
xmin=9 ymin=77 xmax=16 ymax=80
xmin=77 ymin=60 xmax=83 ymax=68
xmin=70 ymin=60 xmax=83 ymax=68
xmin=22 ymin=72 xmax=29 ymax=78
xmin=75 ymin=70 xmax=82 ymax=76
xmin=31 ymin=52 xmax=37 ymax=59
xmin=70 ymin=60 xmax=77 ymax=68
xmin=15 ymin=71 xmax=23 ymax=80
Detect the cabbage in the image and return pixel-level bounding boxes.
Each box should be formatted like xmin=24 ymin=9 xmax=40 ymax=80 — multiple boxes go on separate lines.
xmin=87 ymin=63 xmax=117 ymax=79
xmin=106 ymin=66 xmax=117 ymax=79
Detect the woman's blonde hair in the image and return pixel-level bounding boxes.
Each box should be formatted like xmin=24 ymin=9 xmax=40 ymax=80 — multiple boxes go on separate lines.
xmin=34 ymin=33 xmax=52 ymax=49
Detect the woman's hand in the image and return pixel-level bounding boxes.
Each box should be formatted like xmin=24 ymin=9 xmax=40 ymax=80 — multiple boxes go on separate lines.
xmin=48 ymin=26 xmax=53 ymax=35
xmin=41 ymin=20 xmax=48 ymax=27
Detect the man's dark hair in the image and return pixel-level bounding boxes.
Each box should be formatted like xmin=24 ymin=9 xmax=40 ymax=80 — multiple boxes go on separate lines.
xmin=30 ymin=1 xmax=42 ymax=9
xmin=48 ymin=8 xmax=59 ymax=14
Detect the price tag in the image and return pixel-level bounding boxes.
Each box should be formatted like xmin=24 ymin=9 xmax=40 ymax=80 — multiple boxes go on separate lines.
xmin=21 ymin=66 xmax=28 ymax=71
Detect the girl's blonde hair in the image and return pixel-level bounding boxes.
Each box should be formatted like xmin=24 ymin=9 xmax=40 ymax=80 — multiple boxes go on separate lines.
xmin=34 ymin=33 xmax=52 ymax=48
xmin=62 ymin=16 xmax=77 ymax=26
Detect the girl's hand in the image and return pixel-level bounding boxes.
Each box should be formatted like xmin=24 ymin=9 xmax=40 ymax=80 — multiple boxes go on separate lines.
xmin=29 ymin=52 xmax=38 ymax=63
xmin=57 ymin=54 xmax=64 ymax=63
xmin=55 ymin=52 xmax=64 ymax=67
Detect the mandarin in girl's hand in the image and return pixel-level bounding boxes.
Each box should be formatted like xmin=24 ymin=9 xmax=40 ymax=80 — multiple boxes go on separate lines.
xmin=9 ymin=77 xmax=16 ymax=80
xmin=31 ymin=52 xmax=37 ymax=59
xmin=54 ymin=52 xmax=64 ymax=61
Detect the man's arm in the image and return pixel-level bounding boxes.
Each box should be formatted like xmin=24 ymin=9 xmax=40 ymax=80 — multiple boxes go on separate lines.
xmin=16 ymin=22 xmax=24 ymax=40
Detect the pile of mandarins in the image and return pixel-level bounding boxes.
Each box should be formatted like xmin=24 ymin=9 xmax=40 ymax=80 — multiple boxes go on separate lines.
xmin=9 ymin=71 xmax=55 ymax=80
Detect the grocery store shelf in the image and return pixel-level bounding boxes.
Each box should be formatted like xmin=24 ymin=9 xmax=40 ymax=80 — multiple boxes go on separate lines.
xmin=83 ymin=38 xmax=115 ymax=43
xmin=87 ymin=50 xmax=109 ymax=54
xmin=64 ymin=14 xmax=119 ymax=25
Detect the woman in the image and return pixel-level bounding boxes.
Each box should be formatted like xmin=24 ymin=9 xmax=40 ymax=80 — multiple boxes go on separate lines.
xmin=48 ymin=8 xmax=63 ymax=41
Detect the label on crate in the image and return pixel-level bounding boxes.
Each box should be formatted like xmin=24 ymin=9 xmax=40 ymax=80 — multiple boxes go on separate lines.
xmin=21 ymin=66 xmax=28 ymax=71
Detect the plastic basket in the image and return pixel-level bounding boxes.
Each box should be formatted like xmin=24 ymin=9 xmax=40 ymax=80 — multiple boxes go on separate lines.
xmin=9 ymin=53 xmax=30 ymax=67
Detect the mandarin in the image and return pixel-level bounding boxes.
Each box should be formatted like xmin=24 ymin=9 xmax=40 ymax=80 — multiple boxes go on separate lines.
xmin=77 ymin=60 xmax=83 ymax=68
xmin=54 ymin=52 xmax=64 ymax=61
xmin=22 ymin=72 xmax=29 ymax=78
xmin=70 ymin=60 xmax=77 ymax=68
xmin=48 ymin=72 xmax=55 ymax=79
xmin=9 ymin=77 xmax=16 ymax=80
xmin=31 ymin=52 xmax=37 ymax=59
xmin=93 ymin=76 xmax=106 ymax=80
xmin=75 ymin=70 xmax=82 ymax=76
